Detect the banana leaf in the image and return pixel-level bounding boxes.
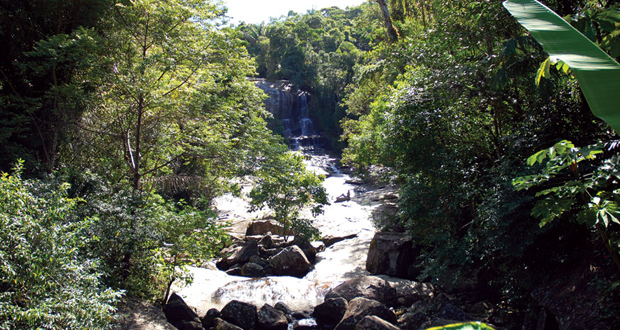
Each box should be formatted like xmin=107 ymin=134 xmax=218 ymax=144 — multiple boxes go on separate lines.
xmin=503 ymin=0 xmax=620 ymax=133
xmin=424 ymin=321 xmax=496 ymax=330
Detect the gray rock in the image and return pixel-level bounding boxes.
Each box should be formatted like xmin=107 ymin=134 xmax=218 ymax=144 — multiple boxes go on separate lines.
xmin=219 ymin=240 xmax=259 ymax=270
xmin=381 ymin=278 xmax=434 ymax=307
xmin=366 ymin=232 xmax=419 ymax=279
xmin=163 ymin=293 xmax=201 ymax=329
xmin=246 ymin=220 xmax=292 ymax=236
xmin=313 ymin=297 xmax=348 ymax=325
xmin=202 ymin=308 xmax=221 ymax=329
xmin=292 ymin=311 xmax=312 ymax=320
xmin=325 ymin=276 xmax=397 ymax=306
xmin=258 ymin=304 xmax=288 ymax=330
xmin=249 ymin=255 xmax=268 ymax=267
xmin=221 ymin=300 xmax=258 ymax=330
xmin=269 ymin=245 xmax=311 ymax=278
xmin=213 ymin=318 xmax=244 ymax=330
xmin=355 ymin=315 xmax=400 ymax=330
xmin=321 ymin=234 xmax=357 ymax=247
xmin=335 ymin=297 xmax=397 ymax=330
xmin=241 ymin=262 xmax=266 ymax=278
xmin=274 ymin=302 xmax=293 ymax=315
xmin=258 ymin=235 xmax=274 ymax=248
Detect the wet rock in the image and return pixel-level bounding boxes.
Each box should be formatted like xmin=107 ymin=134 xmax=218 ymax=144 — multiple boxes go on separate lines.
xmin=290 ymin=237 xmax=320 ymax=263
xmin=214 ymin=318 xmax=244 ymax=330
xmin=225 ymin=265 xmax=242 ymax=276
xmin=219 ymin=240 xmax=259 ymax=270
xmin=334 ymin=297 xmax=397 ymax=330
xmin=260 ymin=247 xmax=280 ymax=258
xmin=202 ymin=308 xmax=221 ymax=329
xmin=163 ymin=293 xmax=201 ymax=329
xmin=241 ymin=262 xmax=265 ymax=278
xmin=313 ymin=297 xmax=348 ymax=326
xmin=355 ymin=315 xmax=400 ymax=330
xmin=269 ymin=245 xmax=311 ymax=278
xmin=436 ymin=303 xmax=473 ymax=322
xmin=249 ymin=255 xmax=268 ymax=267
xmin=321 ymin=234 xmax=357 ymax=247
xmin=325 ymin=276 xmax=397 ymax=307
xmin=293 ymin=318 xmax=318 ymax=330
xmin=292 ymin=311 xmax=312 ymax=320
xmin=258 ymin=304 xmax=288 ymax=330
xmin=221 ymin=300 xmax=258 ymax=330
xmin=274 ymin=302 xmax=293 ymax=315
xmin=366 ymin=232 xmax=420 ymax=279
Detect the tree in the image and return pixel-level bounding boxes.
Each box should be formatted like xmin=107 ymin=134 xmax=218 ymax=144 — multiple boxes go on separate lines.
xmin=72 ymin=0 xmax=270 ymax=194
xmin=249 ymin=150 xmax=328 ymax=241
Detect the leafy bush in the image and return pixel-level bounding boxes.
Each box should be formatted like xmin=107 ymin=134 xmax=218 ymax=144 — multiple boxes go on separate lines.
xmin=0 ymin=161 xmax=122 ymax=329
xmin=249 ymin=150 xmax=328 ymax=241
xmin=67 ymin=171 xmax=230 ymax=302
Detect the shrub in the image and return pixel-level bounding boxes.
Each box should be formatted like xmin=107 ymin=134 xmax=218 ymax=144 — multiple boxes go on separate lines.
xmin=0 ymin=161 xmax=122 ymax=329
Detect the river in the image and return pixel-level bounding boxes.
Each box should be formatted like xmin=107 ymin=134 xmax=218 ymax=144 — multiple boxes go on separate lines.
xmin=172 ymin=154 xmax=379 ymax=315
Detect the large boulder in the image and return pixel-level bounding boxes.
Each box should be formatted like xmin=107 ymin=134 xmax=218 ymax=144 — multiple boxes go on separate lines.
xmin=366 ymin=232 xmax=420 ymax=279
xmin=221 ymin=300 xmax=258 ymax=330
xmin=246 ymin=220 xmax=292 ymax=236
xmin=334 ymin=298 xmax=397 ymax=330
xmin=325 ymin=276 xmax=397 ymax=306
xmin=313 ymin=297 xmax=348 ymax=326
xmin=241 ymin=262 xmax=266 ymax=278
xmin=202 ymin=308 xmax=221 ymax=329
xmin=218 ymin=240 xmax=259 ymax=270
xmin=163 ymin=293 xmax=201 ymax=329
xmin=355 ymin=316 xmax=400 ymax=330
xmin=383 ymin=278 xmax=434 ymax=307
xmin=269 ymin=245 xmax=311 ymax=278
xmin=258 ymin=304 xmax=289 ymax=330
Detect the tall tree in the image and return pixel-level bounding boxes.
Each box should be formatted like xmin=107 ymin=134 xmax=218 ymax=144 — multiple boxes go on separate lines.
xmin=72 ymin=0 xmax=271 ymax=193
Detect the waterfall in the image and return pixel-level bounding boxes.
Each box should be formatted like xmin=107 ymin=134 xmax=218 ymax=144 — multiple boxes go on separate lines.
xmin=252 ymin=78 xmax=325 ymax=152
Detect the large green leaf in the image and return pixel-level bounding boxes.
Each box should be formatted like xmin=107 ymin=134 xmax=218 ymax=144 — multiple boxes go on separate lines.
xmin=503 ymin=0 xmax=620 ymax=133
xmin=425 ymin=322 xmax=496 ymax=330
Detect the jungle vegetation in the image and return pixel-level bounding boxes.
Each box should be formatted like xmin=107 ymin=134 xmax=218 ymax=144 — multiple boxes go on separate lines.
xmin=2 ymin=0 xmax=620 ymax=328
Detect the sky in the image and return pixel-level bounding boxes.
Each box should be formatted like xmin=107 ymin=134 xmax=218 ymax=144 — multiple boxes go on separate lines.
xmin=223 ymin=0 xmax=368 ymax=25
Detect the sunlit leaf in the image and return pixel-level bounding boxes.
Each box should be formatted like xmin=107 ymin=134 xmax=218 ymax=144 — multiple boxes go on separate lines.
xmin=504 ymin=0 xmax=620 ymax=133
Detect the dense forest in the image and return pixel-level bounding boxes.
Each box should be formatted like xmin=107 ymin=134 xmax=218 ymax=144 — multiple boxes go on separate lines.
xmin=2 ymin=0 xmax=620 ymax=328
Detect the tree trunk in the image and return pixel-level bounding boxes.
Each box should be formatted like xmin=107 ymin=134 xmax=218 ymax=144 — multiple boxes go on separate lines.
xmin=376 ymin=0 xmax=400 ymax=43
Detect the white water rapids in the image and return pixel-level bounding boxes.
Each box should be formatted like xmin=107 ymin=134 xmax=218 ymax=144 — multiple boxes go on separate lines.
xmin=172 ymin=155 xmax=380 ymax=315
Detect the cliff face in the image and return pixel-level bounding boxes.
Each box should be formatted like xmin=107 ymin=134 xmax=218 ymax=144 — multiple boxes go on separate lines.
xmin=252 ymin=78 xmax=323 ymax=151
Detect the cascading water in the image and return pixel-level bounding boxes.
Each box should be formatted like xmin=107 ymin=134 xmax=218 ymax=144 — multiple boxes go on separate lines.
xmin=252 ymin=78 xmax=324 ymax=151
xmin=172 ymin=79 xmax=375 ymax=315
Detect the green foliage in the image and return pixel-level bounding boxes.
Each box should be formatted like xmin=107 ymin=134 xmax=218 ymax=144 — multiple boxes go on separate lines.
xmin=0 ymin=162 xmax=122 ymax=329
xmin=66 ymin=171 xmax=229 ymax=301
xmin=426 ymin=321 xmax=496 ymax=330
xmin=249 ymin=150 xmax=328 ymax=241
xmin=238 ymin=4 xmax=372 ymax=149
xmin=513 ymin=141 xmax=620 ymax=267
xmin=504 ymin=0 xmax=620 ymax=133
